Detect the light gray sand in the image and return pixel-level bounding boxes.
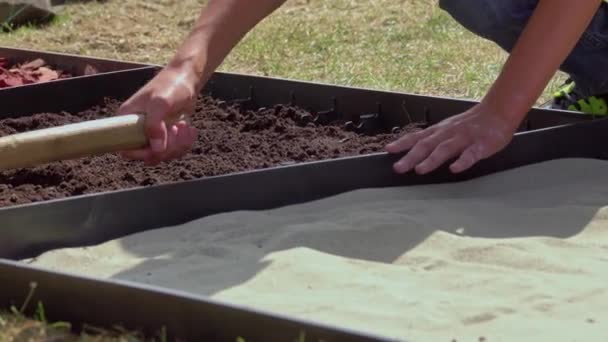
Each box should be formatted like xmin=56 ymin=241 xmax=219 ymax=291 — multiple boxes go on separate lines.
xmin=24 ymin=158 xmax=608 ymax=341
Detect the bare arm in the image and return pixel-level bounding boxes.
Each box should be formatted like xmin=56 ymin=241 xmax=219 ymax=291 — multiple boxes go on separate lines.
xmin=481 ymin=0 xmax=603 ymax=126
xmin=387 ymin=0 xmax=603 ymax=174
xmin=171 ymin=0 xmax=288 ymax=91
xmin=117 ymin=0 xmax=286 ymax=164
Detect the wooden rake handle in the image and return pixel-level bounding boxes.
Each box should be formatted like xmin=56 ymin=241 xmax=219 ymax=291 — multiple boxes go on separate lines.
xmin=0 ymin=114 xmax=150 ymax=171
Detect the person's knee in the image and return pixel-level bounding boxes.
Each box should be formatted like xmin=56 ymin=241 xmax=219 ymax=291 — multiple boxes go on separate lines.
xmin=440 ymin=0 xmax=534 ymax=35
xmin=439 ymin=0 xmax=497 ymax=36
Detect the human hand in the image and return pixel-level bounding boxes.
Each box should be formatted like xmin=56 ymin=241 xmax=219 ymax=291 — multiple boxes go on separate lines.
xmin=116 ymin=64 xmax=200 ymax=165
xmin=385 ymin=104 xmax=519 ymax=175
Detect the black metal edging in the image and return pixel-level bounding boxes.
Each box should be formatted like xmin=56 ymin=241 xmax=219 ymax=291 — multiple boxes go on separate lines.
xmin=0 ymin=58 xmax=602 ymax=259
xmin=0 ymin=46 xmax=150 ymax=69
xmin=0 ymin=56 xmax=595 ymax=130
xmin=97 ymin=60 xmax=596 ymax=132
xmin=0 ymin=62 xmax=604 ymax=260
xmin=2 ymin=117 xmax=607 ymax=261
xmin=0 ymin=46 xmax=152 ymax=92
xmin=0 ymin=58 xmax=605 ymax=341
xmin=0 ymin=46 xmax=149 ymax=70
xmin=0 ymin=259 xmax=396 ymax=342
xmin=0 ymin=65 xmax=160 ymax=118
xmin=203 ymin=71 xmax=596 ymax=131
xmin=0 ymin=118 xmax=606 ymax=341
xmin=0 ymin=45 xmax=593 ymax=130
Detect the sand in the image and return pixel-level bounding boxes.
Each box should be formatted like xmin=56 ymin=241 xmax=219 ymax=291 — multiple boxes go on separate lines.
xmin=23 ymin=158 xmax=608 ymax=341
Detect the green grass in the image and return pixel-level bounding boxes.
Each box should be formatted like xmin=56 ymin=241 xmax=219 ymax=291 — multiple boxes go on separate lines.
xmin=0 ymin=0 xmax=570 ymax=340
xmin=0 ymin=0 xmax=566 ymax=102
xmin=0 ymin=309 xmax=170 ymax=341
xmin=0 ymin=281 xmax=169 ymax=341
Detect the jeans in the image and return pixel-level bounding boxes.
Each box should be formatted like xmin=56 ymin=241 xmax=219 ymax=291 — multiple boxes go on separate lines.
xmin=438 ymin=0 xmax=608 ymax=96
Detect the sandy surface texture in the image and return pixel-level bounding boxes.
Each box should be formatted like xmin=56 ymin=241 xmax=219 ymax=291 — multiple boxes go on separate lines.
xmin=24 ymin=158 xmax=608 ymax=341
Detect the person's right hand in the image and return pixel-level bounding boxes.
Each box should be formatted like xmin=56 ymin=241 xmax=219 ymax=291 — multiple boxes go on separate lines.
xmin=115 ymin=64 xmax=200 ymax=165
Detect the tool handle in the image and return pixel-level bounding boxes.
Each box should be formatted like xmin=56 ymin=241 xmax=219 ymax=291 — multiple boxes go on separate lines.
xmin=0 ymin=114 xmax=149 ymax=170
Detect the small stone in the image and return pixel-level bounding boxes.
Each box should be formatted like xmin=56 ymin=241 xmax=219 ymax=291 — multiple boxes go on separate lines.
xmin=141 ymin=178 xmax=155 ymax=186
xmin=179 ymin=171 xmax=192 ymax=180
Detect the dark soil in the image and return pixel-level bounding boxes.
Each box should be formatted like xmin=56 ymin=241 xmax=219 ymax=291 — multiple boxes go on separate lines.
xmin=0 ymin=95 xmax=423 ymax=207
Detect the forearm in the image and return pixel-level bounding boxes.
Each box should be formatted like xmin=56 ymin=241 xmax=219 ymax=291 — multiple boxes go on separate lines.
xmin=168 ymin=0 xmax=287 ymax=89
xmin=480 ymin=0 xmax=602 ymax=127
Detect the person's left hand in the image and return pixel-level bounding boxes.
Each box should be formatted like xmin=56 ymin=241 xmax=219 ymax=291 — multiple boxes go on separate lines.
xmin=385 ymin=104 xmax=519 ymax=175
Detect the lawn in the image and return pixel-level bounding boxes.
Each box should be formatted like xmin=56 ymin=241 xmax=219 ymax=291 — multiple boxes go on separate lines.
xmin=0 ymin=311 xmax=159 ymax=341
xmin=0 ymin=281 xmax=165 ymax=341
xmin=0 ymin=0 xmax=569 ymax=340
xmin=0 ymin=0 xmax=567 ymax=102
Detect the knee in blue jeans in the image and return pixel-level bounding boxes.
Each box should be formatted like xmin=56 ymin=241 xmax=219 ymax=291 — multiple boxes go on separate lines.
xmin=438 ymin=0 xmax=536 ymax=45
xmin=438 ymin=0 xmax=608 ymax=94
xmin=438 ymin=0 xmax=500 ymax=37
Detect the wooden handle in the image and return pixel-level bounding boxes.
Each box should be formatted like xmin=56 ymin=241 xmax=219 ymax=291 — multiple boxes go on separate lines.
xmin=0 ymin=114 xmax=149 ymax=170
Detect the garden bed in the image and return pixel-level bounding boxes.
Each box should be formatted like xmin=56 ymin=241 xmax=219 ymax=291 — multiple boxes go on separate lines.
xmin=0 ymin=54 xmax=602 ymax=341
xmin=0 ymin=95 xmax=423 ymax=208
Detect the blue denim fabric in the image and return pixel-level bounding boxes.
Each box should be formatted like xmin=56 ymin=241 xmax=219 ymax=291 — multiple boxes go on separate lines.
xmin=438 ymin=0 xmax=608 ymax=96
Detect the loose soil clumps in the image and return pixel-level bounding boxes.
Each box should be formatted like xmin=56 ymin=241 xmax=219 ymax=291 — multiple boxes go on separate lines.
xmin=0 ymin=96 xmax=423 ymax=207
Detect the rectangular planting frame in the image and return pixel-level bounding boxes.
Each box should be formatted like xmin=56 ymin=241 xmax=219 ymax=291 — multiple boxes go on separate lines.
xmin=0 ymin=55 xmax=607 ymax=341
